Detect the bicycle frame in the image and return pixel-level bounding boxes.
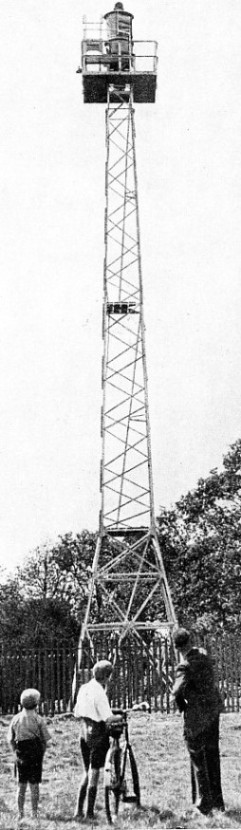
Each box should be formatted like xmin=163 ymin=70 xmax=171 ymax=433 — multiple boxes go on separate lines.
xmin=104 ymin=709 xmax=140 ymax=824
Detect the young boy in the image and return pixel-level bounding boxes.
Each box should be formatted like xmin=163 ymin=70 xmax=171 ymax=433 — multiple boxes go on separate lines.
xmin=8 ymin=687 xmax=51 ymax=823
xmin=74 ymin=659 xmax=122 ymax=822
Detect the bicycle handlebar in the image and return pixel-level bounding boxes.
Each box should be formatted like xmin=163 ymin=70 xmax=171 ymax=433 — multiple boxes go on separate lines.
xmin=112 ymin=704 xmax=148 ymax=716
xmin=112 ymin=708 xmax=127 ymax=718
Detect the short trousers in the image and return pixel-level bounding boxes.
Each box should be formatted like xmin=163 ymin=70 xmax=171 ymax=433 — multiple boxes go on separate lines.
xmin=80 ymin=720 xmax=109 ymax=770
xmin=15 ymin=738 xmax=44 ymax=784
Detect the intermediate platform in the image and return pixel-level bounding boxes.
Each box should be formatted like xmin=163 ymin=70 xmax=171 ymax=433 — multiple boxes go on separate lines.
xmin=80 ymin=70 xmax=156 ymax=104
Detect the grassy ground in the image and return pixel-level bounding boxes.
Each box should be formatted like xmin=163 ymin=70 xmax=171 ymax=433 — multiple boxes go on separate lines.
xmin=1 ymin=711 xmax=241 ymax=829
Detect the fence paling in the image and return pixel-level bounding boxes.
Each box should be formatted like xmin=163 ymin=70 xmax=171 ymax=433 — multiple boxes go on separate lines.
xmin=133 ymin=638 xmax=139 ymax=704
xmin=126 ymin=641 xmax=132 ymax=708
xmin=233 ymin=636 xmax=240 ymax=713
xmin=236 ymin=643 xmax=240 ymax=713
xmin=139 ymin=640 xmax=145 ymax=703
xmin=56 ymin=644 xmax=61 ymax=714
xmin=228 ymin=637 xmax=234 ymax=712
xmin=219 ymin=639 xmax=225 ymax=706
xmin=159 ymin=640 xmax=164 ymax=712
xmin=225 ymin=638 xmax=231 ymax=712
xmin=152 ymin=639 xmax=158 ymax=710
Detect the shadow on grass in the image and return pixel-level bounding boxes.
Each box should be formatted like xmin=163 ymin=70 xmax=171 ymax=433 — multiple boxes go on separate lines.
xmin=45 ymin=811 xmax=73 ymax=823
xmin=138 ymin=804 xmax=180 ymax=827
xmin=153 ymin=808 xmax=176 ymax=821
xmin=225 ymin=809 xmax=241 ymax=822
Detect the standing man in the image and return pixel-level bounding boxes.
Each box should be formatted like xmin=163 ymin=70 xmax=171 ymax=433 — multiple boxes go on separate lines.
xmin=74 ymin=659 xmax=122 ymax=822
xmin=172 ymin=628 xmax=224 ymax=815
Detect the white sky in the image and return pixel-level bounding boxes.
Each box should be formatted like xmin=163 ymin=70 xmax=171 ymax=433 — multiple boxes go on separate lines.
xmin=1 ymin=0 xmax=241 ymax=571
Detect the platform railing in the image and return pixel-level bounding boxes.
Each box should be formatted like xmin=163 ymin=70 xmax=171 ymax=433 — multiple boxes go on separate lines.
xmin=81 ymin=39 xmax=158 ymax=75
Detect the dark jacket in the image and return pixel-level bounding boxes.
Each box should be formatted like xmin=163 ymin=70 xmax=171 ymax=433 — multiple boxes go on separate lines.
xmin=172 ymin=647 xmax=223 ymax=738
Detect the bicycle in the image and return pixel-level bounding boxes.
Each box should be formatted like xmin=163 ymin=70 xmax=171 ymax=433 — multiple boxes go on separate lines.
xmin=104 ymin=708 xmax=140 ymax=824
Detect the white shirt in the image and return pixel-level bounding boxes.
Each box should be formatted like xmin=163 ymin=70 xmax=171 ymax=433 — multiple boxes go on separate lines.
xmin=74 ymin=678 xmax=112 ymax=723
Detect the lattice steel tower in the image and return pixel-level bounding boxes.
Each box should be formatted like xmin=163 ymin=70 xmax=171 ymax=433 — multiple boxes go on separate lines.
xmin=77 ymin=3 xmax=176 ymax=661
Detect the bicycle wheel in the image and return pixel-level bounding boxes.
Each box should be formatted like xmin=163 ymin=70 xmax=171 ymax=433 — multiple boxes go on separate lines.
xmin=104 ymin=746 xmax=122 ymax=824
xmin=121 ymin=745 xmax=140 ymax=807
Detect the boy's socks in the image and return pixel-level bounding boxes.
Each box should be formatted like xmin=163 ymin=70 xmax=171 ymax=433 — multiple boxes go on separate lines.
xmin=17 ymin=783 xmax=26 ymax=817
xmin=75 ymin=779 xmax=88 ymax=817
xmin=30 ymin=783 xmax=39 ymax=816
xmin=86 ymin=785 xmax=97 ymax=818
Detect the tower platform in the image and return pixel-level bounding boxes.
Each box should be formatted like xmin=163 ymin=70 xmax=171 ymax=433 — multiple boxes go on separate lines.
xmin=78 ymin=38 xmax=158 ymax=103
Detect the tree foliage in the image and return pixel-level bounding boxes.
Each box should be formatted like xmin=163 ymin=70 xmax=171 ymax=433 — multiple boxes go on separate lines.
xmin=0 ymin=531 xmax=97 ymax=648
xmin=157 ymin=439 xmax=241 ymax=633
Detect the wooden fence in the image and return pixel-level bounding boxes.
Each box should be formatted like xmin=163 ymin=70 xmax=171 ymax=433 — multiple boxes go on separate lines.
xmin=1 ymin=634 xmax=241 ymax=715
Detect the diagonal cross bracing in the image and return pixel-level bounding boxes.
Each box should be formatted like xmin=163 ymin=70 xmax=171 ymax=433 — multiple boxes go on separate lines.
xmin=74 ymin=75 xmax=177 ymax=687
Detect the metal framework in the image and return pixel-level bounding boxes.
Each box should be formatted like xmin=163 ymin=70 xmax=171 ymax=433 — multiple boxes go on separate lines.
xmin=101 ymin=87 xmax=153 ymax=533
xmin=75 ymin=7 xmax=176 ymax=683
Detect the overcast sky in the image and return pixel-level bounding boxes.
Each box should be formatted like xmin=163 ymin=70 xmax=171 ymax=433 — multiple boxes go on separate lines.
xmin=1 ymin=0 xmax=241 ymax=571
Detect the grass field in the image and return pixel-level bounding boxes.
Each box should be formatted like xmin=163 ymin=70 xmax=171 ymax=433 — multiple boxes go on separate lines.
xmin=1 ymin=711 xmax=241 ymax=829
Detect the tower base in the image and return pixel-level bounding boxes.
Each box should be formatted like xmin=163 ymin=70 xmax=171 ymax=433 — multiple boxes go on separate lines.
xmin=72 ymin=527 xmax=177 ymax=699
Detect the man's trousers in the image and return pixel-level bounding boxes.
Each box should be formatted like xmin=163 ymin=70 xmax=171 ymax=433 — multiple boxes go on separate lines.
xmin=187 ymin=716 xmax=224 ymax=814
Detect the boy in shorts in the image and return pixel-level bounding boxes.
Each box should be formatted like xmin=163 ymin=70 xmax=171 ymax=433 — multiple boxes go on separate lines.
xmin=74 ymin=659 xmax=122 ymax=822
xmin=8 ymin=687 xmax=51 ymax=823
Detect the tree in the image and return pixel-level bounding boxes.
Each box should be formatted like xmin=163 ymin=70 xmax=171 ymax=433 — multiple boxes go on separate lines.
xmin=0 ymin=532 xmax=97 ymax=649
xmin=157 ymin=439 xmax=241 ymax=633
xmin=15 ymin=531 xmax=98 ymax=646
xmin=0 ymin=575 xmax=25 ymax=644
